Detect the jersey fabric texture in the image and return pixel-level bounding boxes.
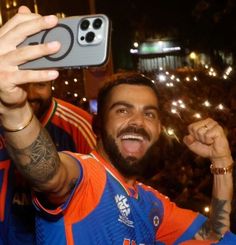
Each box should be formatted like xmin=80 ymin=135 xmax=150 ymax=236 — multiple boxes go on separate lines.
xmin=34 ymin=150 xmax=207 ymax=245
xmin=0 ymin=98 xmax=96 ymax=245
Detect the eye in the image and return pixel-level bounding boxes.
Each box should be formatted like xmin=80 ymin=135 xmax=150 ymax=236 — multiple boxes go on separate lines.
xmin=34 ymin=82 xmax=47 ymax=88
xmin=145 ymin=111 xmax=157 ymax=119
xmin=116 ymin=108 xmax=128 ymax=114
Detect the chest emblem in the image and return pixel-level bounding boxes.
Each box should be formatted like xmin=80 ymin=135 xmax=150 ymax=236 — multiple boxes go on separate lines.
xmin=115 ymin=194 xmax=134 ymax=228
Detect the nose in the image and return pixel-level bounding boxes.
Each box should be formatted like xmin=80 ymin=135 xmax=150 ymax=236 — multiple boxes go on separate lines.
xmin=128 ymin=111 xmax=145 ymax=127
xmin=25 ymin=84 xmax=37 ymax=99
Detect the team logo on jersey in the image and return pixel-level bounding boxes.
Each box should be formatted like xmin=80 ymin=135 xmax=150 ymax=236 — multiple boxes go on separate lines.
xmin=115 ymin=194 xmax=134 ymax=228
xmin=153 ymin=215 xmax=159 ymax=227
xmin=149 ymin=202 xmax=161 ymax=229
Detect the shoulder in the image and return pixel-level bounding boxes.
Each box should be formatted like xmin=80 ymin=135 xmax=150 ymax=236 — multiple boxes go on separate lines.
xmin=55 ymin=98 xmax=92 ymax=121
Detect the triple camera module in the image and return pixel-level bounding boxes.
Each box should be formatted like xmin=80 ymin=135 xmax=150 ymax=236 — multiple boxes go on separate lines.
xmin=79 ymin=17 xmax=104 ymax=45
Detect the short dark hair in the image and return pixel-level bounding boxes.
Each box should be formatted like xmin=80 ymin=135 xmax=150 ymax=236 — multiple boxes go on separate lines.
xmin=92 ymin=72 xmax=161 ymax=136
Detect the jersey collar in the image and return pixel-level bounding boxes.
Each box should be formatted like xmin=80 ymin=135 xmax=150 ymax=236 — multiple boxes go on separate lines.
xmin=40 ymin=98 xmax=57 ymax=127
xmin=90 ymin=150 xmax=139 ymax=199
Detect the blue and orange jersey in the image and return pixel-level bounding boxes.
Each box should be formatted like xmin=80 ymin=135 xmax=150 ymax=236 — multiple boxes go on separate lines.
xmin=34 ymin=150 xmax=206 ymax=245
xmin=0 ymin=99 xmax=96 ymax=244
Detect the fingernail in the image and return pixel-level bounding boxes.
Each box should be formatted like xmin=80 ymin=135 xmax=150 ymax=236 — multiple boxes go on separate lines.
xmin=47 ymin=41 xmax=60 ymax=49
xmin=48 ymin=71 xmax=59 ymax=78
xmin=44 ymin=15 xmax=57 ymax=24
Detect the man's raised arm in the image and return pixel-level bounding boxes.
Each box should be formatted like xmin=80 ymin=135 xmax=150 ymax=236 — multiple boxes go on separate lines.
xmin=0 ymin=6 xmax=79 ymax=203
xmin=184 ymin=118 xmax=233 ymax=241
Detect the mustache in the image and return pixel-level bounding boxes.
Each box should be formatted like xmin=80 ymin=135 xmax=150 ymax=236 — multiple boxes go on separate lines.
xmin=28 ymin=99 xmax=41 ymax=103
xmin=117 ymin=126 xmax=150 ymax=141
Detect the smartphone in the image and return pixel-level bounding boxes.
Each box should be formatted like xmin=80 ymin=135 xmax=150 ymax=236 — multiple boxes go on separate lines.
xmin=19 ymin=14 xmax=110 ymax=70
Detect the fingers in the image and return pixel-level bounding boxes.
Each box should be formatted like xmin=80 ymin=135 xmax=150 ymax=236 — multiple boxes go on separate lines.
xmin=0 ymin=7 xmax=40 ymax=38
xmin=2 ymin=41 xmax=61 ymax=67
xmin=0 ymin=69 xmax=58 ymax=106
xmin=0 ymin=69 xmax=59 ymax=87
xmin=187 ymin=118 xmax=223 ymax=145
xmin=0 ymin=15 xmax=58 ymax=49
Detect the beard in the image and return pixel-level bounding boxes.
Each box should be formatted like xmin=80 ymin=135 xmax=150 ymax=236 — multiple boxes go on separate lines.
xmin=101 ymin=129 xmax=160 ymax=178
xmin=28 ymin=97 xmax=52 ymax=119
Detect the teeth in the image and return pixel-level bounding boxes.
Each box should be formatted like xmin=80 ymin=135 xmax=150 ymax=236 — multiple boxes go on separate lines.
xmin=121 ymin=134 xmax=144 ymax=141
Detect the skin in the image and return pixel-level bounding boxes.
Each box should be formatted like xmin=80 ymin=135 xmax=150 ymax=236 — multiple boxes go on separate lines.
xmin=24 ymin=81 xmax=52 ymax=118
xmin=97 ymin=84 xmax=161 ymax=183
xmin=0 ymin=5 xmax=233 ymax=242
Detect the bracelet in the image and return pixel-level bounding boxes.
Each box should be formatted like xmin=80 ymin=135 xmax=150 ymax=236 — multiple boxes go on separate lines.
xmin=210 ymin=163 xmax=234 ymax=175
xmin=2 ymin=111 xmax=34 ymax=132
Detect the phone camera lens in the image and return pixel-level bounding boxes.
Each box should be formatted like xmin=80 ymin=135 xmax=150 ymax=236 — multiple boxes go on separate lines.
xmin=93 ymin=18 xmax=102 ymax=29
xmin=80 ymin=19 xmax=90 ymax=30
xmin=85 ymin=32 xmax=95 ymax=43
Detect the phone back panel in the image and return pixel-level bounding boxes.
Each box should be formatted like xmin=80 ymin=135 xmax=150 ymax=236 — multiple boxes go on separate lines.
xmin=19 ymin=14 xmax=110 ymax=69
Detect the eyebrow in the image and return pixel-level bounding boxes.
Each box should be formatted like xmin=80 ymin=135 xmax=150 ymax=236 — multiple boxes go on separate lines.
xmin=109 ymin=101 xmax=159 ymax=112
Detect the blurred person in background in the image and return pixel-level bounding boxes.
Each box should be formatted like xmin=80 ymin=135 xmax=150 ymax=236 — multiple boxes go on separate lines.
xmin=0 ymin=18 xmax=96 ymax=245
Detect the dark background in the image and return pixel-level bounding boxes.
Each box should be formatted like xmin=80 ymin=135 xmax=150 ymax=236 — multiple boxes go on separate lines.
xmin=36 ymin=0 xmax=236 ymax=70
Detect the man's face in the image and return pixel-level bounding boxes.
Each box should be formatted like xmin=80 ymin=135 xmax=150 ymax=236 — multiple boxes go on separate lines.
xmin=25 ymin=82 xmax=52 ymax=119
xmin=101 ymin=84 xmax=161 ymax=177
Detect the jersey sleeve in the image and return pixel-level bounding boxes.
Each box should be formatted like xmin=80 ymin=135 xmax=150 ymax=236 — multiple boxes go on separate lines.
xmin=32 ymin=151 xmax=106 ymax=222
xmin=155 ymin=191 xmax=207 ymax=244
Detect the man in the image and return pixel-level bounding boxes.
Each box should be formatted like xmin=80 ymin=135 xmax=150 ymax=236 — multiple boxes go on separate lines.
xmin=24 ymin=81 xmax=96 ymax=152
xmin=0 ymin=6 xmax=235 ymax=245
xmin=0 ymin=11 xmax=96 ymax=245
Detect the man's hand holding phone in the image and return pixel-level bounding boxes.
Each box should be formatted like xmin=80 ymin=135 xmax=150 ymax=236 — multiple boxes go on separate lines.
xmin=0 ymin=6 xmax=60 ymax=109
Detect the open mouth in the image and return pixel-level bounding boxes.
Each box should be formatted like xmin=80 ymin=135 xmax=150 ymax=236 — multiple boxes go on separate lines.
xmin=120 ymin=133 xmax=148 ymax=156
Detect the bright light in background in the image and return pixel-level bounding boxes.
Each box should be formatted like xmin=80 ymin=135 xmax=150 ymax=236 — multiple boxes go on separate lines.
xmin=176 ymin=78 xmax=180 ymax=82
xmin=133 ymin=42 xmax=139 ymax=48
xmin=189 ymin=52 xmax=197 ymax=60
xmin=203 ymin=100 xmax=211 ymax=107
xmin=172 ymin=101 xmax=178 ymax=106
xmin=158 ymin=74 xmax=167 ymax=82
xmin=167 ymin=128 xmax=175 ymax=136
xmin=73 ymin=78 xmax=78 ymax=82
xmin=204 ymin=206 xmax=210 ymax=213
xmin=130 ymin=48 xmax=138 ymax=54
xmin=65 ymin=81 xmax=69 ymax=85
xmin=171 ymin=108 xmax=177 ymax=114
xmin=185 ymin=77 xmax=190 ymax=82
xmin=216 ymin=104 xmax=224 ymax=110
xmin=193 ymin=113 xmax=201 ymax=119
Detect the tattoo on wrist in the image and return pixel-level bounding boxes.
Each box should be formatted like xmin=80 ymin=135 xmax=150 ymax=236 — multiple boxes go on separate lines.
xmin=6 ymin=127 xmax=60 ymax=186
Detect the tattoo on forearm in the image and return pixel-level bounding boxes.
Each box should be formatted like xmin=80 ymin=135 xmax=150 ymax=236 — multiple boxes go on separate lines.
xmin=6 ymin=127 xmax=60 ymax=187
xmin=196 ymin=219 xmax=212 ymax=239
xmin=197 ymin=197 xmax=229 ymax=239
xmin=210 ymin=197 xmax=229 ymax=235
